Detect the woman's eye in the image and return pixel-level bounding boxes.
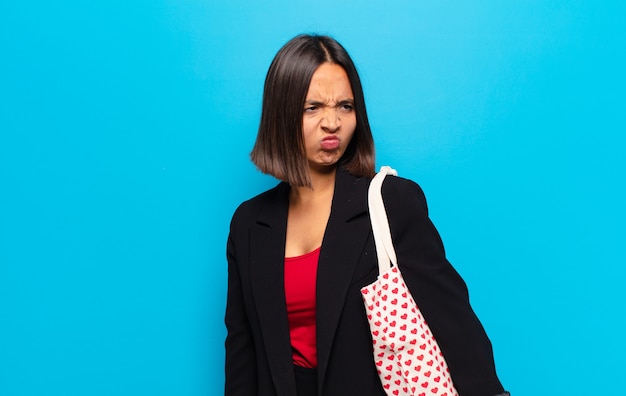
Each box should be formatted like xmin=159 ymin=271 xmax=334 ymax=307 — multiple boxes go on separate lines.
xmin=340 ymin=104 xmax=354 ymax=111
xmin=304 ymin=106 xmax=318 ymax=112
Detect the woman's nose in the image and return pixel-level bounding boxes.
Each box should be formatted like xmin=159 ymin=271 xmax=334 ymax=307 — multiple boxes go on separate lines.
xmin=321 ymin=108 xmax=340 ymax=131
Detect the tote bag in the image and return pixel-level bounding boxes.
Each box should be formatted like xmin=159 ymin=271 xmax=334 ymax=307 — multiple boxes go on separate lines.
xmin=361 ymin=166 xmax=458 ymax=396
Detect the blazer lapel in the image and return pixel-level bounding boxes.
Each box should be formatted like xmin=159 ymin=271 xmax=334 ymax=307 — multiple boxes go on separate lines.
xmin=249 ymin=182 xmax=298 ymax=396
xmin=316 ymin=168 xmax=372 ymax=390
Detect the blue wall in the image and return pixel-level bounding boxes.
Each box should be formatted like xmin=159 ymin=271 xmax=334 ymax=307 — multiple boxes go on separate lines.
xmin=1 ymin=1 xmax=624 ymax=394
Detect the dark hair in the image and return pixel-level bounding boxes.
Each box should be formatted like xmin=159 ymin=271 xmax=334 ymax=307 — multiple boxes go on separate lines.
xmin=250 ymin=34 xmax=375 ymax=187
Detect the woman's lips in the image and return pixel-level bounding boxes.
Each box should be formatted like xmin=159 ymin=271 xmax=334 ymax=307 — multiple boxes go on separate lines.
xmin=321 ymin=136 xmax=340 ymax=150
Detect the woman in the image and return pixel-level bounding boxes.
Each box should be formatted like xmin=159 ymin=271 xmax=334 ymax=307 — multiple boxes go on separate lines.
xmin=225 ymin=34 xmax=508 ymax=396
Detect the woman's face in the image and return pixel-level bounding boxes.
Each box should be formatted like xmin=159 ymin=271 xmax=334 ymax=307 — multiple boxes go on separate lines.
xmin=302 ymin=62 xmax=356 ymax=174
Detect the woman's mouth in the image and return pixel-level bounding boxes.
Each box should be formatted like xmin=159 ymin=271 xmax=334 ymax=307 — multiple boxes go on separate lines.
xmin=321 ymin=136 xmax=340 ymax=150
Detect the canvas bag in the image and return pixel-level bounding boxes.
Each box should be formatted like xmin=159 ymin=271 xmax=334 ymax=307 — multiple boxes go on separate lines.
xmin=361 ymin=166 xmax=458 ymax=396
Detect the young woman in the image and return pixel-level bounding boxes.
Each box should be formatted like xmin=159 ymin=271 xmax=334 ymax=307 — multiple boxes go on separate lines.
xmin=225 ymin=34 xmax=508 ymax=396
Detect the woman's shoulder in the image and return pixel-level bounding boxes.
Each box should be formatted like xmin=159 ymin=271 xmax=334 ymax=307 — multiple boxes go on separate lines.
xmin=379 ymin=173 xmax=428 ymax=213
xmin=230 ymin=181 xmax=289 ymax=226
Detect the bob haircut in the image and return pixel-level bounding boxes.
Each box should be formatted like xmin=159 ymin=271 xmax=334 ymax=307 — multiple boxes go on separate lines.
xmin=250 ymin=34 xmax=375 ymax=187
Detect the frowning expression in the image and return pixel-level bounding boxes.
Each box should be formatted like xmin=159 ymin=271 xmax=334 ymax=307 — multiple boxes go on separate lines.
xmin=302 ymin=62 xmax=357 ymax=174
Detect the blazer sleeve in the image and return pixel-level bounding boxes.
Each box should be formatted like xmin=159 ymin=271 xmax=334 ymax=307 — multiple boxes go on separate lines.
xmin=382 ymin=177 xmax=506 ymax=396
xmin=224 ymin=210 xmax=258 ymax=395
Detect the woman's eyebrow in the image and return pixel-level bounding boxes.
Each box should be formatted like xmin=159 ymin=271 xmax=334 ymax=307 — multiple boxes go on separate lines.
xmin=304 ymin=98 xmax=354 ymax=106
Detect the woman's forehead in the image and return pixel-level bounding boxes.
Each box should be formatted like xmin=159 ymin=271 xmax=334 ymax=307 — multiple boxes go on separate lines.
xmin=306 ymin=63 xmax=354 ymax=101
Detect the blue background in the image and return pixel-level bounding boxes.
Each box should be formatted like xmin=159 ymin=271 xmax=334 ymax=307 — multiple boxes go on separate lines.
xmin=1 ymin=1 xmax=625 ymax=395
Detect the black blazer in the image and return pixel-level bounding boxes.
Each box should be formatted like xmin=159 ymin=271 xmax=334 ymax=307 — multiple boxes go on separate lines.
xmin=225 ymin=168 xmax=506 ymax=396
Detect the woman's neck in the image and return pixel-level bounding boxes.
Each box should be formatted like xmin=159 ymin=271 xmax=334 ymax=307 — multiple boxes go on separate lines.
xmin=289 ymin=167 xmax=337 ymax=206
xmin=285 ymin=167 xmax=337 ymax=256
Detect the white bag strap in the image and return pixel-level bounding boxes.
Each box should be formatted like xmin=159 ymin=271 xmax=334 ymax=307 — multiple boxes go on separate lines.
xmin=368 ymin=166 xmax=398 ymax=274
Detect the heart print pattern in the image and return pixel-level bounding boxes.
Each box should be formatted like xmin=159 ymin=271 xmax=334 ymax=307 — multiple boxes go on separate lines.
xmin=361 ymin=266 xmax=458 ymax=396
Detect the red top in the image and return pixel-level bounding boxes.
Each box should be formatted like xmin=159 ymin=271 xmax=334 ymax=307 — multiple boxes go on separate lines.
xmin=284 ymin=247 xmax=320 ymax=368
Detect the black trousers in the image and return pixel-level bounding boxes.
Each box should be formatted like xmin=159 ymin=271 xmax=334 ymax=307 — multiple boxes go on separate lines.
xmin=294 ymin=365 xmax=318 ymax=396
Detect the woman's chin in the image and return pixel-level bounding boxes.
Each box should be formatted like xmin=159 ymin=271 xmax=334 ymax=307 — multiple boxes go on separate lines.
xmin=308 ymin=161 xmax=339 ymax=175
